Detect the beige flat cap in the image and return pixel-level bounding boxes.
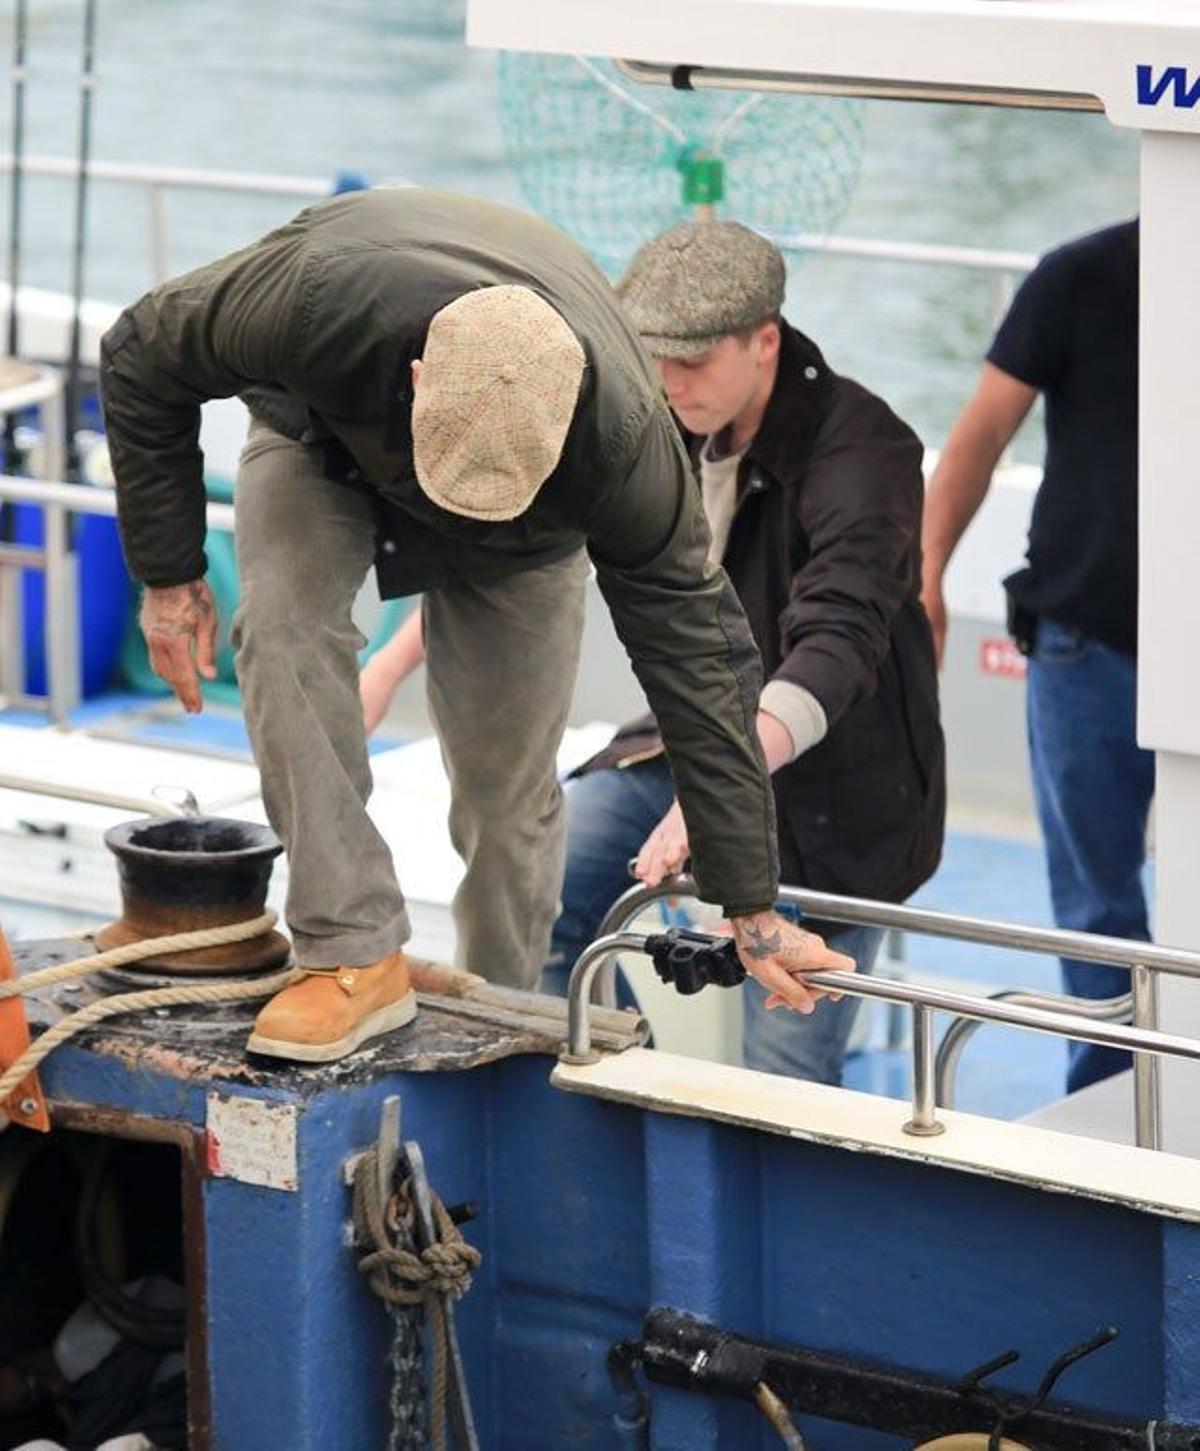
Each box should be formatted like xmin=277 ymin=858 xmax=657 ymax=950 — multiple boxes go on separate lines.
xmin=412 ymin=285 xmax=586 ymax=521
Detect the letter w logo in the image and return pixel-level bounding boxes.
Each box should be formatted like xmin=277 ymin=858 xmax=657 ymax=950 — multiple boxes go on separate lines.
xmin=1137 ymin=65 xmax=1200 ymax=109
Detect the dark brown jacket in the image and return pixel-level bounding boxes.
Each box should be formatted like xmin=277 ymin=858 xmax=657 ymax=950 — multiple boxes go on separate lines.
xmin=592 ymin=323 xmax=945 ymax=903
xmin=98 ymin=189 xmax=780 ymax=918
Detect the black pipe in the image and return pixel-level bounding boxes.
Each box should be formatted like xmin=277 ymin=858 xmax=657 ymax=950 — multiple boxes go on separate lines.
xmin=641 ymin=1309 xmax=1200 ymax=1450
xmin=607 ymin=1340 xmax=650 ymax=1448
xmin=75 ymin=1139 xmax=185 ymax=1350
xmin=6 ymin=0 xmax=28 ymax=362
xmin=64 ymin=0 xmax=98 ymax=482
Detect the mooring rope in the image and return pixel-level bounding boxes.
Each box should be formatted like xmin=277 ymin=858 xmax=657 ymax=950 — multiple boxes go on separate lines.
xmin=0 ymin=912 xmax=299 ymax=1105
xmin=352 ymin=1144 xmax=481 ymax=1451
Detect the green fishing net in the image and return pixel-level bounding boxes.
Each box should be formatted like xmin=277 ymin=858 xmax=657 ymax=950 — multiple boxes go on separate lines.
xmin=497 ymin=53 xmax=866 ymax=276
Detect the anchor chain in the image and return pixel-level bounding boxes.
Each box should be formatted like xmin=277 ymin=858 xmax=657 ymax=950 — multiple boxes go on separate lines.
xmin=352 ymin=1144 xmax=481 ymax=1451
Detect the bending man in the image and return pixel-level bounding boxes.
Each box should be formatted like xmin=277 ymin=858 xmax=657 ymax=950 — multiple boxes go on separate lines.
xmin=100 ymin=188 xmax=853 ymax=1063
xmin=364 ymin=219 xmax=946 ymax=1085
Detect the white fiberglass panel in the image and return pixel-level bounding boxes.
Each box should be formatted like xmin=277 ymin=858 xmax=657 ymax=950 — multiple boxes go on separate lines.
xmin=468 ymin=0 xmax=1200 ymax=135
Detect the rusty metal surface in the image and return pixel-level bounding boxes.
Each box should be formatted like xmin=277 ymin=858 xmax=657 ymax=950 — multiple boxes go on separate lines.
xmin=180 ymin=1124 xmax=213 ymax=1451
xmin=47 ymin=1104 xmax=213 ymax=1451
xmin=13 ymin=938 xmax=607 ymax=1093
xmin=98 ymin=815 xmax=288 ymax=974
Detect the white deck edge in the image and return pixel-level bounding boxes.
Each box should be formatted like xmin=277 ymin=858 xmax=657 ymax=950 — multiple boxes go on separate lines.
xmin=553 ymin=1047 xmax=1200 ymax=1222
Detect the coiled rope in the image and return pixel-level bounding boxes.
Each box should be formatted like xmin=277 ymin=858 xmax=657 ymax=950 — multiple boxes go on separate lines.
xmin=0 ymin=911 xmax=299 ymax=1105
xmin=352 ymin=1143 xmax=481 ymax=1451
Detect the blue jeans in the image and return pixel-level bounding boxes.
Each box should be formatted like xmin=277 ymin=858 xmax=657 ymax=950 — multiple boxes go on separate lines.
xmin=1026 ymin=618 xmax=1156 ymax=1093
xmin=541 ymin=759 xmax=883 ymax=1086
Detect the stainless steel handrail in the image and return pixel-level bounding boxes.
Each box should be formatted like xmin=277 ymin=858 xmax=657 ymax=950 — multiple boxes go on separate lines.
xmin=564 ymin=932 xmax=1200 ymax=1149
xmin=0 ymin=774 xmax=192 ymax=817
xmin=934 ymin=988 xmax=1130 ymax=1109
xmin=563 ymin=932 xmax=659 ymax=1066
xmin=596 ymin=877 xmax=1200 ymax=981
xmin=589 ymin=875 xmax=1193 ymax=1149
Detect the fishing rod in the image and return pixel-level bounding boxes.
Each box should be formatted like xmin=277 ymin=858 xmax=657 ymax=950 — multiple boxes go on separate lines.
xmin=3 ymin=0 xmax=30 ymax=477
xmin=64 ymin=0 xmax=99 ymax=483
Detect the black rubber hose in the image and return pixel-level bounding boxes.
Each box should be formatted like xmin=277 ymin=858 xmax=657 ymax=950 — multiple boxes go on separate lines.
xmin=73 ymin=1141 xmax=185 ymax=1352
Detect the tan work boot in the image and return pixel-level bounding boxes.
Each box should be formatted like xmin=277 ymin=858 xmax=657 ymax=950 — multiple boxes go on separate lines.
xmin=246 ymin=950 xmax=417 ymax=1062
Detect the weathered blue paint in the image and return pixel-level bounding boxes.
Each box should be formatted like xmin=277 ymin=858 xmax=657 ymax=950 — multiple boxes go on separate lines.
xmin=770 ymin=1142 xmax=1162 ymax=1398
xmin=642 ymin=1115 xmax=764 ymax=1447
xmin=487 ymin=1056 xmax=649 ymax=1445
xmin=42 ymin=1039 xmax=213 ymax=1124
xmin=27 ymin=1020 xmax=1200 ymax=1450
xmin=1162 ymin=1220 xmax=1200 ymax=1422
xmin=757 ymin=1136 xmax=1164 ymax=1448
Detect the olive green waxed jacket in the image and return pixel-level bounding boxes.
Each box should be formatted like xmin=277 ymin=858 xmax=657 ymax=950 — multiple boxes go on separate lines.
xmin=99 ymin=189 xmax=778 ymax=916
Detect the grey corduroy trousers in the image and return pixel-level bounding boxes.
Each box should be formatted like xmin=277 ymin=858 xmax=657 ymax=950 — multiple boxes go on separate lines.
xmin=231 ymin=420 xmax=588 ymax=987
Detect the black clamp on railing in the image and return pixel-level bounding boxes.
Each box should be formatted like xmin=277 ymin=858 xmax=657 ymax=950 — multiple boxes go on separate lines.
xmin=644 ymin=928 xmax=745 ymax=996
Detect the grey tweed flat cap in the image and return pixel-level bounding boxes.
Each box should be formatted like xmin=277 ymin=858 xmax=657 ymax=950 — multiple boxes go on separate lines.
xmin=618 ymin=219 xmax=786 ymax=358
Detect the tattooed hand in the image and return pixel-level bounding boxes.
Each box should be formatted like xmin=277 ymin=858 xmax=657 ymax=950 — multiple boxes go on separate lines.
xmin=139 ymin=579 xmax=219 ymax=714
xmin=729 ymin=910 xmax=855 ymax=1014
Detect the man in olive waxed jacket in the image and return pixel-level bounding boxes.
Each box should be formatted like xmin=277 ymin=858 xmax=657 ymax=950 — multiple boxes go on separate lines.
xmin=100 ymin=188 xmax=852 ymax=1063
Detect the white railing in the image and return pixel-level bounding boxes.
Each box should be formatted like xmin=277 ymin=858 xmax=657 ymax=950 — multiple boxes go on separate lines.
xmin=0 ymin=152 xmax=1036 ymax=300
xmin=0 ymin=472 xmax=235 ymax=721
xmin=0 ymin=153 xmax=1037 ymax=722
xmin=0 ymin=153 xmax=336 ymax=287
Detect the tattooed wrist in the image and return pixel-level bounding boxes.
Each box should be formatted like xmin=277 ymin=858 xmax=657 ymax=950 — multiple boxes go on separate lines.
xmin=731 ymin=913 xmax=783 ymax=961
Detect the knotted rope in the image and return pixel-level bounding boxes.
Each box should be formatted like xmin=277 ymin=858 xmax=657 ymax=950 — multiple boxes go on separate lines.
xmin=0 ymin=912 xmax=299 ymax=1106
xmin=352 ymin=1144 xmax=481 ymax=1451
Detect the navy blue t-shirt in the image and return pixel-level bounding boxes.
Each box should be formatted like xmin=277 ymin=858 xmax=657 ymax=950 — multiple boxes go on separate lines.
xmin=988 ymin=220 xmax=1138 ymax=656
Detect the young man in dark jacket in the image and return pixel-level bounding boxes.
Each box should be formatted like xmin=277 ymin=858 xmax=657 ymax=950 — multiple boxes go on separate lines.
xmin=99 ymin=189 xmax=852 ymax=1063
xmin=543 ymin=220 xmax=945 ymax=1085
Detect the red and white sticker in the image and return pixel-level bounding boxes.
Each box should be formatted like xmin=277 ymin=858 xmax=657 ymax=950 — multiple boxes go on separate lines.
xmin=206 ymin=1091 xmax=298 ymax=1192
xmin=979 ymin=637 xmax=1027 ymax=680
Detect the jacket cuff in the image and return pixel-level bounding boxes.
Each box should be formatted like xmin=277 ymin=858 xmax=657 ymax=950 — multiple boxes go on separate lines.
xmin=723 ymin=900 xmax=779 ymax=920
xmin=136 ymin=552 xmax=209 ymax=590
xmin=759 ymin=680 xmax=828 ymax=762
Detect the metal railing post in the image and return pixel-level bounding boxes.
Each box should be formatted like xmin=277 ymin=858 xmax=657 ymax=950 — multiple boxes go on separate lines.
xmin=36 ymin=383 xmax=77 ymax=723
xmin=149 ymin=183 xmax=170 ymax=285
xmin=0 ymin=474 xmax=236 ymax=721
xmin=564 ymin=932 xmax=648 ymax=1064
xmin=1132 ymin=963 xmax=1162 ymax=1150
xmin=0 ymin=369 xmax=70 ymax=714
xmin=0 ymin=559 xmax=24 ymax=702
xmin=989 ymin=268 xmax=1018 ymax=330
xmin=42 ymin=498 xmax=80 ymax=723
xmin=904 ymin=1005 xmax=945 ymax=1136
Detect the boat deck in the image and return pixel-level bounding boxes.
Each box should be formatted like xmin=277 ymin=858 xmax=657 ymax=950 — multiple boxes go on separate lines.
xmin=0 ymin=690 xmax=1140 ymax=1127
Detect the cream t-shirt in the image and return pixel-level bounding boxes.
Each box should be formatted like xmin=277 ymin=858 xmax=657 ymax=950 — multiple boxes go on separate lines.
xmin=700 ymin=432 xmax=828 ymax=763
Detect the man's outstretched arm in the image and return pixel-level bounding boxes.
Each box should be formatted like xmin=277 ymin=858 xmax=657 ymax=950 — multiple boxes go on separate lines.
xmin=101 ymin=236 xmax=308 ymax=709
xmin=590 ymin=414 xmax=853 ymax=1010
xmin=921 ymin=362 xmax=1037 ymax=665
